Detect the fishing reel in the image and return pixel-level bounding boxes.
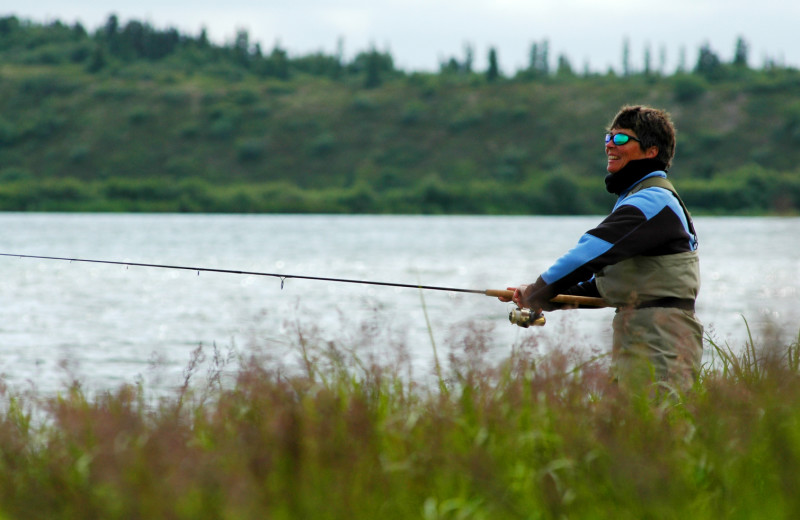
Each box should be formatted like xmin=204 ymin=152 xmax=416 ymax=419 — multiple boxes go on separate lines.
xmin=508 ymin=307 xmax=546 ymax=328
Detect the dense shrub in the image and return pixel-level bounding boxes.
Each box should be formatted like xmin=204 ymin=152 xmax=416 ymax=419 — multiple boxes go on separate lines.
xmin=235 ymin=138 xmax=266 ymax=162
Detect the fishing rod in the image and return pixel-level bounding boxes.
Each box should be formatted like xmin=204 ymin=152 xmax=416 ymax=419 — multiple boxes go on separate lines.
xmin=0 ymin=253 xmax=607 ymax=327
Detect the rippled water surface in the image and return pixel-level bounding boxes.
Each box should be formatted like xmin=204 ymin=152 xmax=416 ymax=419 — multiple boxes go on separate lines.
xmin=1 ymin=213 xmax=797 ymax=393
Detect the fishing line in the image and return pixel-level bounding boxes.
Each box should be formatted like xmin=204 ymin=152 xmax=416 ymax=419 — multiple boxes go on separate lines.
xmin=0 ymin=252 xmax=494 ymax=296
xmin=2 ymin=252 xmax=608 ymax=328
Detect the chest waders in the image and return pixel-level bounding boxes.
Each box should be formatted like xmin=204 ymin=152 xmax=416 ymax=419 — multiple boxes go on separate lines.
xmin=596 ymin=176 xmax=704 ymax=391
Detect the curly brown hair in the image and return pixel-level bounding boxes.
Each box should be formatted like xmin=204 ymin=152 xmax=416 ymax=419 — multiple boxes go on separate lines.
xmin=608 ymin=105 xmax=676 ymax=170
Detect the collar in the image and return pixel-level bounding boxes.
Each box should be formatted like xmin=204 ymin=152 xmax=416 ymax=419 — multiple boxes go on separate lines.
xmin=604 ymin=158 xmax=667 ymax=195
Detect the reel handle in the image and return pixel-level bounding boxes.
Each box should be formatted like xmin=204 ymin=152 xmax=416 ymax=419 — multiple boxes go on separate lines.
xmin=484 ymin=289 xmax=515 ymax=299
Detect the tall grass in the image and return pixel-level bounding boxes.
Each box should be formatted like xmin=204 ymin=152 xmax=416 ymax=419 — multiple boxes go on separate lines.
xmin=1 ymin=321 xmax=799 ymax=519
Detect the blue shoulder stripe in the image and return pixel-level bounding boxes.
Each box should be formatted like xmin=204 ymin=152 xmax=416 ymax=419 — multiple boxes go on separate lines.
xmin=617 ymin=187 xmax=670 ymax=219
xmin=617 ymin=187 xmax=694 ymax=240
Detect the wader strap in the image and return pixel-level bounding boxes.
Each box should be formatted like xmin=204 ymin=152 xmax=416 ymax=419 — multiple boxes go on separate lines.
xmin=615 ymin=297 xmax=696 ymax=313
xmin=628 ymin=176 xmax=698 ymax=246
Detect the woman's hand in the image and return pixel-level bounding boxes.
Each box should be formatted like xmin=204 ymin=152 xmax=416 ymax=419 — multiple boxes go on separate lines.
xmin=498 ymin=285 xmax=529 ymax=308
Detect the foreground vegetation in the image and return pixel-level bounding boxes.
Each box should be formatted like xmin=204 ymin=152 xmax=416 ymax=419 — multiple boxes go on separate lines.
xmin=1 ymin=320 xmax=799 ymax=519
xmin=1 ymin=15 xmax=800 ymax=214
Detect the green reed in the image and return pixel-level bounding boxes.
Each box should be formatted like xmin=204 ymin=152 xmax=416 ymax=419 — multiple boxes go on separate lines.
xmin=1 ymin=320 xmax=799 ymax=519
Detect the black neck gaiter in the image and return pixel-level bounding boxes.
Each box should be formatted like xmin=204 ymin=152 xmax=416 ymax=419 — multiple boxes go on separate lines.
xmin=604 ymin=158 xmax=667 ymax=195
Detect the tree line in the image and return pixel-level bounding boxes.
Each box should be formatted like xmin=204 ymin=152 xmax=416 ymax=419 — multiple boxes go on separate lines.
xmin=0 ymin=14 xmax=788 ymax=87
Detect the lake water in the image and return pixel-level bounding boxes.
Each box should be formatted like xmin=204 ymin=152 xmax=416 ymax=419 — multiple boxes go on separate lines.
xmin=1 ymin=213 xmax=798 ymax=394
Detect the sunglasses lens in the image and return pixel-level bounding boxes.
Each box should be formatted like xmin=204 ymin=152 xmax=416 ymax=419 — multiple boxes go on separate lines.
xmin=605 ymin=133 xmax=632 ymax=145
xmin=613 ymin=134 xmax=630 ymax=145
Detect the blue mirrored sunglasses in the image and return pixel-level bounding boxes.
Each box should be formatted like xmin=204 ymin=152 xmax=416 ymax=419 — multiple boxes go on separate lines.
xmin=605 ymin=133 xmax=641 ymax=146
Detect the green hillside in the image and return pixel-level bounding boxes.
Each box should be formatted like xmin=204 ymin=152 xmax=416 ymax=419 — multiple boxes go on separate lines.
xmin=1 ymin=15 xmax=799 ymax=214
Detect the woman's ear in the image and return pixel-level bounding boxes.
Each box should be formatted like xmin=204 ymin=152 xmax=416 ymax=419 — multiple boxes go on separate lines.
xmin=645 ymin=146 xmax=659 ymax=159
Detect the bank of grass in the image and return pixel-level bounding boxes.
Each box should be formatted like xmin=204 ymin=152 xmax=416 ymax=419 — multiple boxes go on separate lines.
xmin=1 ymin=322 xmax=799 ymax=519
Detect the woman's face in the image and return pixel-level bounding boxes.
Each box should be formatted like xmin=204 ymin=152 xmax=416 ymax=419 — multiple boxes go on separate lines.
xmin=605 ymin=127 xmax=656 ymax=173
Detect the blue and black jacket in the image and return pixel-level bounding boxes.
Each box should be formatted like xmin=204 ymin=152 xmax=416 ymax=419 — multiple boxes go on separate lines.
xmin=522 ymin=159 xmax=698 ymax=309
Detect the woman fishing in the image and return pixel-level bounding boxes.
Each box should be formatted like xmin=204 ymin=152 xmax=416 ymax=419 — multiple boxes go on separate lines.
xmin=502 ymin=105 xmax=703 ymax=391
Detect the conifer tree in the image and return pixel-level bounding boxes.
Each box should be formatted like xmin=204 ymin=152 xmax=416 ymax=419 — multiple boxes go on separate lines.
xmin=86 ymin=44 xmax=106 ymax=72
xmin=270 ymin=44 xmax=289 ymax=79
xmin=198 ymin=27 xmax=209 ymax=48
xmin=364 ymin=48 xmax=382 ymax=88
xmin=622 ymin=37 xmax=631 ymax=76
xmin=695 ymin=42 xmax=723 ymax=79
xmin=556 ymin=54 xmax=574 ymax=76
xmin=733 ymin=36 xmax=749 ymax=67
xmin=234 ymin=29 xmax=250 ymax=67
xmin=487 ymin=47 xmax=500 ymax=82
xmin=527 ymin=39 xmax=550 ymax=78
xmin=463 ymin=42 xmax=474 ymax=73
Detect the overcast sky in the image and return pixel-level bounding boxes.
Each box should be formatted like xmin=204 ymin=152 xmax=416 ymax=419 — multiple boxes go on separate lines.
xmin=5 ymin=1 xmax=799 ymax=74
